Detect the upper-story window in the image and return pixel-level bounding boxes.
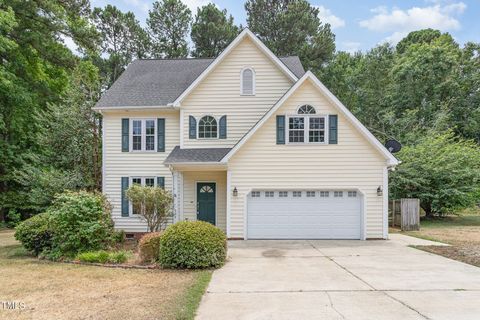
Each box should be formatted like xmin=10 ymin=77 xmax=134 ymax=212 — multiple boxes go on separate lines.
xmin=198 ymin=116 xmax=218 ymax=139
xmin=131 ymin=119 xmax=156 ymax=151
xmin=287 ymin=105 xmax=326 ymax=144
xmin=241 ymin=67 xmax=255 ymax=95
xmin=298 ymin=104 xmax=316 ymax=114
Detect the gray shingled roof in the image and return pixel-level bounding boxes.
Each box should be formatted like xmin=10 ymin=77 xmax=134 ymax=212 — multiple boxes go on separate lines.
xmin=95 ymin=56 xmax=305 ymax=108
xmin=164 ymin=146 xmax=231 ymax=164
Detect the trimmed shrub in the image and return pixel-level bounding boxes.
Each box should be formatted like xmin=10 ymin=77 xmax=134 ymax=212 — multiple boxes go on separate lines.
xmin=159 ymin=221 xmax=227 ymax=269
xmin=138 ymin=232 xmax=162 ymax=263
xmin=14 ymin=213 xmax=53 ymax=256
xmin=48 ymin=191 xmax=114 ymax=258
xmin=76 ymin=250 xmax=131 ymax=264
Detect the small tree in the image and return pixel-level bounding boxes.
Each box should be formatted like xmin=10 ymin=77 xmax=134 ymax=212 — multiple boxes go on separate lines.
xmin=390 ymin=131 xmax=480 ymax=217
xmin=126 ymin=185 xmax=173 ymax=232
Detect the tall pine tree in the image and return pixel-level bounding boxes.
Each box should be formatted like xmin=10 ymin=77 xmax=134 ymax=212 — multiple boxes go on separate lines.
xmin=191 ymin=4 xmax=239 ymax=58
xmin=245 ymin=0 xmax=335 ymax=70
xmin=147 ymin=0 xmax=192 ymax=58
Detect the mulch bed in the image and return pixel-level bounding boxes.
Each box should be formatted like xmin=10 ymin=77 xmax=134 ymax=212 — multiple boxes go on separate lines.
xmin=415 ymin=243 xmax=480 ymax=268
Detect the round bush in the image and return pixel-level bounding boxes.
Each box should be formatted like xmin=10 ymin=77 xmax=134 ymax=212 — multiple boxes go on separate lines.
xmin=14 ymin=213 xmax=53 ymax=256
xmin=138 ymin=232 xmax=162 ymax=263
xmin=159 ymin=221 xmax=227 ymax=269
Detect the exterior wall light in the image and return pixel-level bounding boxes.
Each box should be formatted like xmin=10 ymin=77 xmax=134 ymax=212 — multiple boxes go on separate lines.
xmin=377 ymin=186 xmax=383 ymax=196
xmin=233 ymin=187 xmax=238 ymax=197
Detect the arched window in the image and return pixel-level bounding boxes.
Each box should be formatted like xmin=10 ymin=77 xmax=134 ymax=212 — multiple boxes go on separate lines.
xmin=198 ymin=116 xmax=217 ymax=138
xmin=297 ymin=105 xmax=316 ymax=114
xmin=241 ymin=67 xmax=255 ymax=95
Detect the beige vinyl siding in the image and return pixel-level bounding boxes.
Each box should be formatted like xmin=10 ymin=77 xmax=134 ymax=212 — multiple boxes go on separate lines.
xmin=181 ymin=37 xmax=293 ymax=148
xmin=182 ymin=171 xmax=227 ymax=232
xmin=103 ymin=110 xmax=179 ymax=232
xmin=228 ymin=80 xmax=387 ymax=239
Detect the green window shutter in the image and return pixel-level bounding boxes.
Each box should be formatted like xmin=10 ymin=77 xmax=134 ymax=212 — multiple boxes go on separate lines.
xmin=329 ymin=115 xmax=338 ymax=144
xmin=219 ymin=115 xmax=227 ymax=139
xmin=276 ymin=115 xmax=285 ymax=144
xmin=121 ymin=118 xmax=129 ymax=152
xmin=157 ymin=177 xmax=165 ymax=189
xmin=189 ymin=116 xmax=196 ymax=139
xmin=157 ymin=118 xmax=165 ymax=152
xmin=121 ymin=177 xmax=129 ymax=217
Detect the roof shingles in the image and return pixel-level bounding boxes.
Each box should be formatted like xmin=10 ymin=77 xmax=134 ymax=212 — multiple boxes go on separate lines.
xmin=95 ymin=56 xmax=305 ymax=108
xmin=164 ymin=146 xmax=231 ymax=164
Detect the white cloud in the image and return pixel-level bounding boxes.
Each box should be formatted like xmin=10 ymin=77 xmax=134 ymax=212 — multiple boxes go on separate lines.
xmin=359 ymin=2 xmax=466 ymax=44
xmin=315 ymin=5 xmax=345 ymax=29
xmin=341 ymin=41 xmax=361 ymax=54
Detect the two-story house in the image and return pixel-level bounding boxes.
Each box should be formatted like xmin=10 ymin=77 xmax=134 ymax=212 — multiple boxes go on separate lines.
xmin=94 ymin=29 xmax=399 ymax=240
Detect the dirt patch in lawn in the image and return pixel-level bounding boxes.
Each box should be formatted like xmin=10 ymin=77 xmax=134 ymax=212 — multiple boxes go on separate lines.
xmin=0 ymin=229 xmax=210 ymax=320
xmin=416 ymin=243 xmax=480 ymax=268
xmin=394 ymin=215 xmax=480 ymax=268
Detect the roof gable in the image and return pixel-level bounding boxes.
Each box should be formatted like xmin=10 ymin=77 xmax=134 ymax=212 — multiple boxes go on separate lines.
xmin=171 ymin=29 xmax=300 ymax=107
xmin=221 ymin=71 xmax=399 ymax=166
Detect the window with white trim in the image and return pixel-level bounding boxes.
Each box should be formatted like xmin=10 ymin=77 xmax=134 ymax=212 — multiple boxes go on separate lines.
xmin=265 ymin=191 xmax=274 ymax=198
xmin=131 ymin=119 xmax=156 ymax=151
xmin=241 ymin=67 xmax=255 ymax=95
xmin=287 ymin=106 xmax=326 ymax=144
xmin=306 ymin=191 xmax=316 ymax=197
xmin=293 ymin=191 xmax=302 ymax=197
xmin=130 ymin=177 xmax=156 ymax=215
xmin=198 ymin=116 xmax=217 ymax=139
xmin=334 ymin=191 xmax=343 ymax=198
xmin=320 ymin=191 xmax=329 ymax=197
xmin=251 ymin=191 xmax=260 ymax=198
xmin=279 ymin=191 xmax=288 ymax=197
xmin=348 ymin=191 xmax=357 ymax=197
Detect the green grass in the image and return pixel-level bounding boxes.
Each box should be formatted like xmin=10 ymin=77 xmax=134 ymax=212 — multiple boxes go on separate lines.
xmin=173 ymin=270 xmax=212 ymax=320
xmin=420 ymin=214 xmax=480 ymax=228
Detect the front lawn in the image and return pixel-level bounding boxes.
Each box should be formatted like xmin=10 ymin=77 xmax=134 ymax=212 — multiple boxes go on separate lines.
xmin=393 ymin=209 xmax=480 ymax=267
xmin=0 ymin=229 xmax=211 ymax=320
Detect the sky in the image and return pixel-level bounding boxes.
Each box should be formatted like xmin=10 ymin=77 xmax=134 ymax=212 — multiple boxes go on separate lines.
xmin=90 ymin=0 xmax=480 ymax=53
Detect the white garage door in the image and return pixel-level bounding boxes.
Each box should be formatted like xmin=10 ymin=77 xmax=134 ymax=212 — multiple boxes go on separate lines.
xmin=247 ymin=190 xmax=362 ymax=239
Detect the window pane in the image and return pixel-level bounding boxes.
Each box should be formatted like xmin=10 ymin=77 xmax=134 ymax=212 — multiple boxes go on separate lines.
xmin=145 ymin=120 xmax=155 ymax=135
xmin=308 ymin=117 xmax=325 ymax=143
xmin=146 ymin=136 xmax=155 ymax=151
xmin=132 ymin=120 xmax=142 ymax=135
xmin=298 ymin=105 xmax=316 ymax=114
xmin=133 ymin=136 xmax=142 ymax=150
xmin=289 ymin=130 xmax=304 ymax=143
xmin=132 ymin=178 xmax=142 ymax=185
xmin=145 ymin=178 xmax=155 ymax=187
xmin=289 ymin=117 xmax=304 ymax=129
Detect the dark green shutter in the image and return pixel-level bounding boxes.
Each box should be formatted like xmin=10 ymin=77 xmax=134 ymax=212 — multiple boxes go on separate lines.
xmin=329 ymin=115 xmax=338 ymax=144
xmin=157 ymin=177 xmax=165 ymax=189
xmin=157 ymin=118 xmax=165 ymax=152
xmin=189 ymin=116 xmax=196 ymax=139
xmin=121 ymin=118 xmax=129 ymax=152
xmin=121 ymin=177 xmax=129 ymax=216
xmin=276 ymin=115 xmax=285 ymax=144
xmin=219 ymin=115 xmax=227 ymax=139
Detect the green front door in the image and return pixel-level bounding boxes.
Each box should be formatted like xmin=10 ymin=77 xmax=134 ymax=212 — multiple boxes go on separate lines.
xmin=197 ymin=182 xmax=216 ymax=225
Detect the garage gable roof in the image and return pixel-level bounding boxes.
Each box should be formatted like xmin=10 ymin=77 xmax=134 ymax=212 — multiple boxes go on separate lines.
xmin=221 ymin=71 xmax=399 ymax=166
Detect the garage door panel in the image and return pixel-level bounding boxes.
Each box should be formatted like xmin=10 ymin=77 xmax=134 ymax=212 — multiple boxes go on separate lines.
xmin=247 ymin=190 xmax=361 ymax=239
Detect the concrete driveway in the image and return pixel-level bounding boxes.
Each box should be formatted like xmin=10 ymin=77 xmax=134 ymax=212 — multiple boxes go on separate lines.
xmin=196 ymin=234 xmax=480 ymax=320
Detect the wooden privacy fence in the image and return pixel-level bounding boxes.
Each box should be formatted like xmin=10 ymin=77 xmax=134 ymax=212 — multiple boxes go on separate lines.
xmin=389 ymin=198 xmax=420 ymax=231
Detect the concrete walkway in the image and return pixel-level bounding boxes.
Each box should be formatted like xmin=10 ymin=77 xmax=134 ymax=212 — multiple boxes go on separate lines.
xmin=196 ymin=234 xmax=480 ymax=320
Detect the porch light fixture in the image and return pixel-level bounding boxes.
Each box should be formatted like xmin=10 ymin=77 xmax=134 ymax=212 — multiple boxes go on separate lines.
xmin=377 ymin=186 xmax=383 ymax=196
xmin=233 ymin=187 xmax=238 ymax=197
